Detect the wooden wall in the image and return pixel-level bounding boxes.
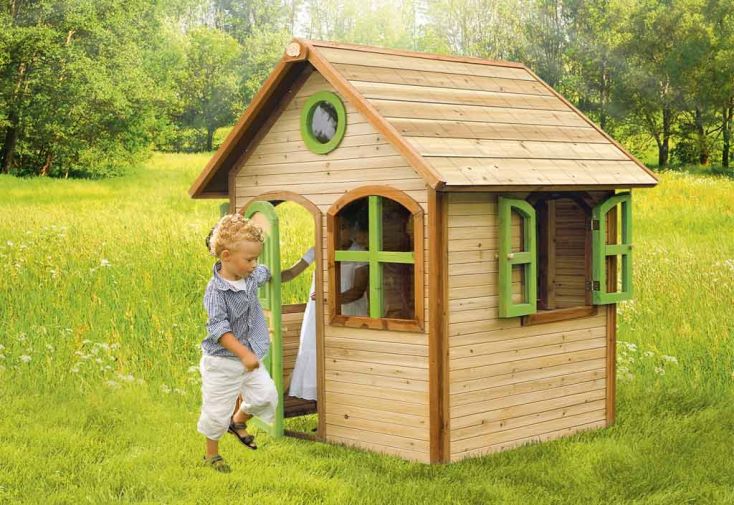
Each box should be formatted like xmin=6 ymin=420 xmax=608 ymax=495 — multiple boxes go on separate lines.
xmin=447 ymin=192 xmax=608 ymax=462
xmin=554 ymin=200 xmax=587 ymax=308
xmin=234 ymin=70 xmax=432 ymax=463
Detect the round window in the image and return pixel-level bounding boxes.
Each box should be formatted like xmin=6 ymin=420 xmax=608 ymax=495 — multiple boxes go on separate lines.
xmin=301 ymin=91 xmax=347 ymax=154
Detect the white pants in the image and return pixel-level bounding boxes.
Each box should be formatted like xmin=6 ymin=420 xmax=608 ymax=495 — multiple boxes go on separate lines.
xmin=197 ymin=354 xmax=279 ymax=441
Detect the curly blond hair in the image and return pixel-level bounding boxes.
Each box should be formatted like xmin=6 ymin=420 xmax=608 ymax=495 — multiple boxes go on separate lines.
xmin=209 ymin=213 xmax=265 ymax=258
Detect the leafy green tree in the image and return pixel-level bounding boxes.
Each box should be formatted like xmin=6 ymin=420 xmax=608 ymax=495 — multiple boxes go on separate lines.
xmin=0 ymin=0 xmax=175 ymax=177
xmin=177 ymin=27 xmax=243 ymax=151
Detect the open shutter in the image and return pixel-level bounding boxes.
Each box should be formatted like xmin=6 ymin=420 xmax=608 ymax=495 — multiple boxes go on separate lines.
xmin=592 ymin=192 xmax=632 ymax=304
xmin=498 ymin=197 xmax=537 ymax=318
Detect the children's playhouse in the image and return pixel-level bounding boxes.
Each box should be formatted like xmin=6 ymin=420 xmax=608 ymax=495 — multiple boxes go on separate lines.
xmin=190 ymin=39 xmax=658 ymax=463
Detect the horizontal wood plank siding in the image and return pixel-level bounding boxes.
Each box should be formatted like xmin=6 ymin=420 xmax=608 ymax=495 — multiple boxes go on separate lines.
xmin=447 ymin=192 xmax=607 ymax=462
xmin=235 ymin=69 xmax=430 ymax=463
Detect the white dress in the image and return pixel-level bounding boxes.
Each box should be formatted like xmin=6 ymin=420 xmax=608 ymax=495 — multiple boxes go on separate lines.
xmin=339 ymin=242 xmax=368 ymax=316
xmin=289 ymin=242 xmax=367 ymax=401
xmin=289 ymin=274 xmax=317 ymax=400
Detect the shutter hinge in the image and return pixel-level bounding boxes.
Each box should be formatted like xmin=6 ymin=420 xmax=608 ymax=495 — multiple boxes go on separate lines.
xmin=591 ymin=280 xmax=600 ymax=291
xmin=591 ymin=219 xmax=600 ymax=231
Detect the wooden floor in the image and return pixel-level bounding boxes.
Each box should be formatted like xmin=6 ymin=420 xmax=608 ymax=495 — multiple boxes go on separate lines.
xmin=284 ymin=395 xmax=317 ymax=418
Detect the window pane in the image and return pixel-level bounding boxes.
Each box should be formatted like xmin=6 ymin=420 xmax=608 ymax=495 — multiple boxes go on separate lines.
xmin=336 ymin=261 xmax=369 ymax=317
xmin=336 ymin=198 xmax=369 ymax=251
xmin=310 ymin=101 xmax=338 ymax=143
xmin=382 ymin=263 xmax=414 ymax=319
xmin=381 ymin=198 xmax=413 ymax=252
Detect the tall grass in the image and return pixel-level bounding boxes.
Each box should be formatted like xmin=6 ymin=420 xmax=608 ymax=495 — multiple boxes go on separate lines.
xmin=0 ymin=155 xmax=732 ymax=504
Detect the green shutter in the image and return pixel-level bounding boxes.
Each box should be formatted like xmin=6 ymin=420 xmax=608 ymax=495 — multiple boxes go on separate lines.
xmin=498 ymin=197 xmax=537 ymax=318
xmin=592 ymin=192 xmax=632 ymax=304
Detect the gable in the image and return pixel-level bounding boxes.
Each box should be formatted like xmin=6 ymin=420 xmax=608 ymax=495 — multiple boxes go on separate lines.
xmin=232 ymin=70 xmax=428 ymax=212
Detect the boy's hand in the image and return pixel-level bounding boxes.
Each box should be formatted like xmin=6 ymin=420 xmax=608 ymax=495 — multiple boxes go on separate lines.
xmin=240 ymin=348 xmax=259 ymax=372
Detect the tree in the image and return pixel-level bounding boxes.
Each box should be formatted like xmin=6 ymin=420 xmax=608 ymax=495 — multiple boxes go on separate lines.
xmin=614 ymin=0 xmax=701 ymax=168
xmin=177 ymin=27 xmax=243 ymax=151
xmin=0 ymin=0 xmax=175 ymax=177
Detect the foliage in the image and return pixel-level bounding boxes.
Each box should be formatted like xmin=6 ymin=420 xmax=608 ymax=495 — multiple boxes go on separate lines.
xmin=0 ymin=0 xmax=177 ymax=178
xmin=0 ymin=153 xmax=733 ymax=502
xmin=2 ymin=0 xmax=734 ymax=175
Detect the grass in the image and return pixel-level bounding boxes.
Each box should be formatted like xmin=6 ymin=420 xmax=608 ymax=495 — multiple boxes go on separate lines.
xmin=0 ymin=153 xmax=732 ymax=504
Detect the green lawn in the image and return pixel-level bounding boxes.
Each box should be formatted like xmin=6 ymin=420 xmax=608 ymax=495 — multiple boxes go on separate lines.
xmin=0 ymin=154 xmax=732 ymax=504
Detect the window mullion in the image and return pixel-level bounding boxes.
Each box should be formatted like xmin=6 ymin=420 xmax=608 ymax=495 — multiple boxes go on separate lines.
xmin=368 ymin=196 xmax=383 ymax=318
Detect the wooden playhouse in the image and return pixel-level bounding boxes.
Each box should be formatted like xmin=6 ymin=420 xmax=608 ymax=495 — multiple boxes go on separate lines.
xmin=189 ymin=39 xmax=658 ymax=463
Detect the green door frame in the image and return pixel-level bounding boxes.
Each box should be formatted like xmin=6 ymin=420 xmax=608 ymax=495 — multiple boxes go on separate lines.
xmin=244 ymin=201 xmax=284 ymax=438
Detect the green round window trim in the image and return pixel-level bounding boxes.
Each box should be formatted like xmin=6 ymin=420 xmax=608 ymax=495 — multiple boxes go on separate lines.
xmin=300 ymin=91 xmax=347 ymax=154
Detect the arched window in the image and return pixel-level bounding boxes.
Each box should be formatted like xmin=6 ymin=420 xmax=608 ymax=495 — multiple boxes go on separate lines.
xmin=327 ymin=187 xmax=424 ymax=332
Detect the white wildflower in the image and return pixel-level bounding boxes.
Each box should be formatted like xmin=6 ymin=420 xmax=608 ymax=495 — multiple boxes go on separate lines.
xmin=19 ymin=355 xmax=31 ymax=363
xmin=160 ymin=384 xmax=171 ymax=394
xmin=17 ymin=333 xmax=27 ymax=342
xmin=110 ymin=343 xmax=120 ymax=350
xmin=654 ymin=366 xmax=665 ymax=375
xmin=105 ymin=380 xmax=120 ymax=389
xmin=6 ymin=241 xmax=13 ymax=247
xmin=187 ymin=365 xmax=199 ymax=374
xmin=174 ymin=388 xmax=184 ymax=395
xmin=82 ymin=339 xmax=92 ymax=345
xmin=100 ymin=259 xmax=111 ymax=267
xmin=118 ymin=374 xmax=135 ymax=383
xmin=46 ymin=344 xmax=54 ymax=351
xmin=95 ymin=358 xmax=103 ymax=364
xmin=0 ymin=344 xmax=4 ymax=351
xmin=643 ymin=351 xmax=654 ymax=358
xmin=661 ymin=355 xmax=678 ymax=364
xmin=625 ymin=342 xmax=638 ymax=352
xmin=71 ymin=367 xmax=80 ymax=373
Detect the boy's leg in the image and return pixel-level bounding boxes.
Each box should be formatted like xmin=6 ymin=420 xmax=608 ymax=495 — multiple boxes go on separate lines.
xmin=238 ymin=364 xmax=279 ymax=424
xmin=197 ymin=356 xmax=243 ymax=451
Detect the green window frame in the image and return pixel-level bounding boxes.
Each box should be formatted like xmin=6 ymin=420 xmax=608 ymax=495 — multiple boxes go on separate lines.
xmin=498 ymin=196 xmax=537 ymax=318
xmin=592 ymin=192 xmax=632 ymax=304
xmin=334 ymin=195 xmax=415 ymax=319
xmin=300 ymin=91 xmax=347 ymax=155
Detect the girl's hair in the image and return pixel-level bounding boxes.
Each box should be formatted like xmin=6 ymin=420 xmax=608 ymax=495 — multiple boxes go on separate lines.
xmin=208 ymin=213 xmax=264 ymax=258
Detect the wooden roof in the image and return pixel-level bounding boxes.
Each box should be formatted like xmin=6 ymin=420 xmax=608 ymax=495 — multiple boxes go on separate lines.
xmin=190 ymin=39 xmax=657 ymax=198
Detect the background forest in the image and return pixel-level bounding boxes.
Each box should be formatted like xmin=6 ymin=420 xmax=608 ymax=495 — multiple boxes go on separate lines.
xmin=1 ymin=0 xmax=733 ymax=178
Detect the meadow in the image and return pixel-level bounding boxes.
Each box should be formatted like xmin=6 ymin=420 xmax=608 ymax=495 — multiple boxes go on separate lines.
xmin=0 ymin=153 xmax=732 ymax=504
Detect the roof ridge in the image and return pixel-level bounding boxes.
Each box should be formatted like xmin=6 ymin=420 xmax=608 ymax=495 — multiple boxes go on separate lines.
xmin=306 ymin=38 xmax=527 ymax=70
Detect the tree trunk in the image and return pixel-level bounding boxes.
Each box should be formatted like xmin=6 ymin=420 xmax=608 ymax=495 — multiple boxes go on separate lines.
xmin=723 ymin=101 xmax=733 ymax=168
xmin=658 ymin=106 xmax=672 ymax=167
xmin=39 ymin=152 xmax=53 ymax=176
xmin=1 ymin=122 xmax=18 ymax=174
xmin=695 ymin=107 xmax=708 ymax=165
xmin=206 ymin=126 xmax=214 ymax=152
xmin=599 ymin=60 xmax=609 ymax=131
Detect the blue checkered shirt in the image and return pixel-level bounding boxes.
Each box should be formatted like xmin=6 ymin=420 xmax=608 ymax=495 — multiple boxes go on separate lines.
xmin=201 ymin=262 xmax=272 ymax=360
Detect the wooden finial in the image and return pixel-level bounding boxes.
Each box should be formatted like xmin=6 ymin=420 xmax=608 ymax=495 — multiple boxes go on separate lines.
xmin=285 ymin=41 xmax=302 ymax=58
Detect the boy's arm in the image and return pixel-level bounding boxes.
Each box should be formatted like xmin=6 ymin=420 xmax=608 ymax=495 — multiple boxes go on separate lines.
xmin=218 ymin=333 xmax=259 ymax=371
xmin=203 ymin=288 xmax=232 ymax=344
xmin=204 ymin=288 xmax=259 ymax=371
xmin=252 ymin=263 xmax=272 ymax=287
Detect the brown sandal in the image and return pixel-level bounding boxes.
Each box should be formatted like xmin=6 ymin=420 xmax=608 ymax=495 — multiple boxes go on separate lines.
xmin=202 ymin=454 xmax=231 ymax=473
xmin=228 ymin=420 xmax=257 ymax=450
